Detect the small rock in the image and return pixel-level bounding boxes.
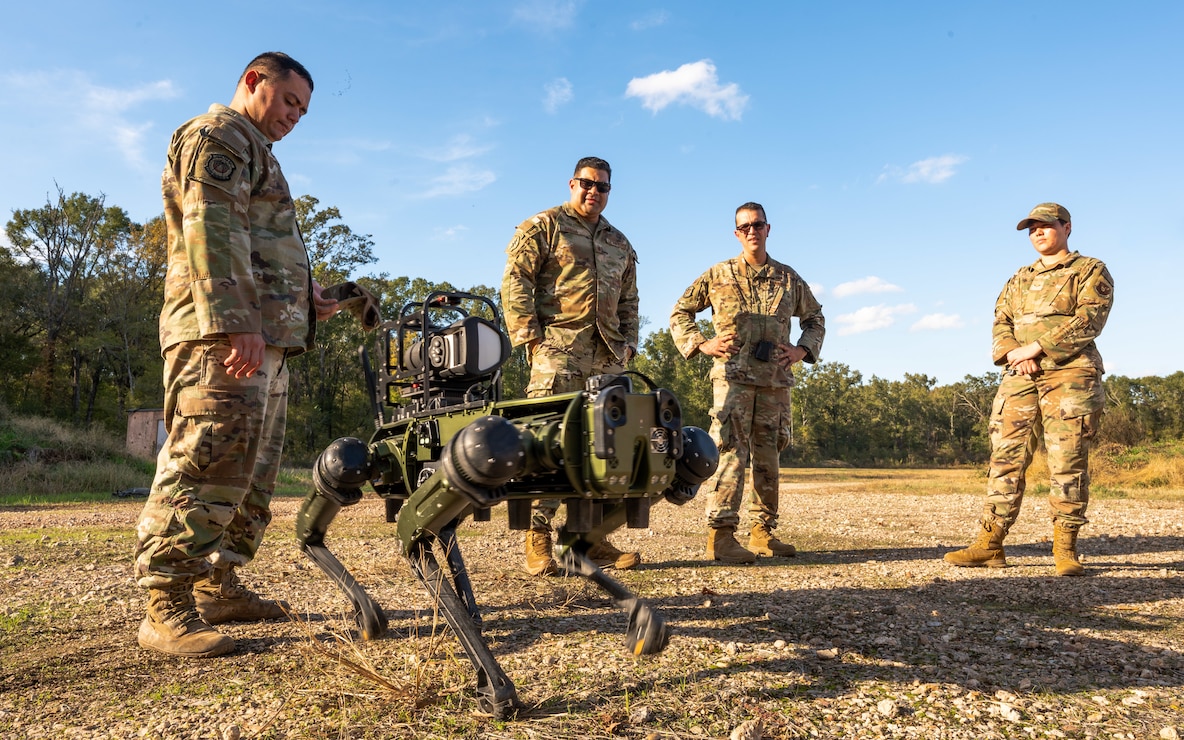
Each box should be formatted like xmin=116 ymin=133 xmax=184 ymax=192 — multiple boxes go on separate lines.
xmin=221 ymin=725 xmax=241 ymax=740
xmin=998 ymin=703 xmax=1022 ymax=722
xmin=1161 ymin=728 xmax=1180 ymax=740
xmin=730 ymin=718 xmax=763 ymax=740
xmin=877 ymin=699 xmax=898 ymax=717
xmin=628 ymin=705 xmax=653 ymax=724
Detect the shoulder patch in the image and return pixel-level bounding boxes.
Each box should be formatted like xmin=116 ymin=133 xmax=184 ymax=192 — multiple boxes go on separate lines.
xmin=203 ymin=153 xmax=237 ymax=181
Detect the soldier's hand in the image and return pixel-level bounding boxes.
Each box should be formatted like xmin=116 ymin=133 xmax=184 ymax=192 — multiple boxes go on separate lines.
xmin=777 ymin=343 xmax=807 ymax=369
xmin=225 ymin=333 xmax=266 ymax=378
xmin=1008 ymin=358 xmax=1040 ymax=377
xmin=312 ymin=280 xmax=340 ymax=322
xmin=699 ymin=333 xmax=738 ymax=358
xmin=1006 ymin=342 xmax=1044 ymax=366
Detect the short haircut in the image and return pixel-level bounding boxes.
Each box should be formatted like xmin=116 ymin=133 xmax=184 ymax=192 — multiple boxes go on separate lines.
xmin=574 ymin=156 xmax=612 ymax=181
xmin=240 ymin=52 xmax=314 ymax=93
xmin=735 ymin=202 xmax=767 ymax=222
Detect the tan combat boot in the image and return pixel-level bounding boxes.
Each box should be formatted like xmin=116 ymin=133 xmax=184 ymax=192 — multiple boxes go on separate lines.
xmin=194 ymin=566 xmax=288 ymax=624
xmin=707 ymin=526 xmax=756 ymax=564
xmin=749 ymin=522 xmax=797 ymax=557
xmin=138 ymin=583 xmax=235 ymax=658
xmin=587 ymin=537 xmax=641 ymax=570
xmin=944 ymin=519 xmax=1008 ymax=567
xmin=525 ymin=528 xmax=558 ymax=576
xmin=1052 ymin=523 xmax=1085 ymax=576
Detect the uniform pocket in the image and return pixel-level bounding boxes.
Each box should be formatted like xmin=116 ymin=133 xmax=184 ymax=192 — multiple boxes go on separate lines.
xmin=1055 ymin=373 xmax=1105 ymax=420
xmin=174 ymin=385 xmax=259 ymax=480
xmin=711 ymin=407 xmax=735 ymax=450
xmin=777 ymin=408 xmax=792 ymax=452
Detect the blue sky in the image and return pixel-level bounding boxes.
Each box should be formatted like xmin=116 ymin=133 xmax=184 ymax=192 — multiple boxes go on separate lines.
xmin=2 ymin=1 xmax=1180 ymax=385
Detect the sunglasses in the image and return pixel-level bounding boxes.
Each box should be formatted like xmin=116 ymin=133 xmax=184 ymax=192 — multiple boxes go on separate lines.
xmin=735 ymin=221 xmax=768 ymax=233
xmin=574 ymin=177 xmax=612 ymax=194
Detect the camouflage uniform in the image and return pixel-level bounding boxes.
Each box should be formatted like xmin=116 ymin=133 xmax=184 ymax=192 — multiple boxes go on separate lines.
xmin=135 ymin=103 xmax=315 ymax=588
xmin=670 ymin=256 xmax=825 ymax=529
xmin=985 ymin=250 xmax=1114 ymax=529
xmin=500 ymin=202 xmax=638 ymax=528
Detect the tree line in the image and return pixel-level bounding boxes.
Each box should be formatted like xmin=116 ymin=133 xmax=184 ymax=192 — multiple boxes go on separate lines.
xmin=3 ymin=189 xmax=1180 ymax=466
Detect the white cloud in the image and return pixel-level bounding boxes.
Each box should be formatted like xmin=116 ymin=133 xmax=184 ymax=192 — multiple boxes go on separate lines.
xmin=910 ymin=313 xmax=964 ymax=331
xmin=835 ymin=303 xmax=917 ymax=336
xmin=432 ymin=224 xmax=469 ymax=240
xmin=809 ymin=282 xmax=825 ymax=297
xmin=630 ymin=10 xmax=669 ymax=30
xmin=832 ymin=276 xmax=903 ymax=299
xmin=422 ymin=134 xmax=492 ymax=163
xmin=543 ymin=78 xmax=573 ymax=114
xmin=513 ymin=0 xmax=581 ymax=30
xmin=3 ymin=71 xmax=179 ymax=169
xmin=419 ymin=164 xmax=496 ymax=198
xmin=625 ymin=59 xmax=748 ymax=121
xmin=877 ymin=154 xmax=969 ymax=185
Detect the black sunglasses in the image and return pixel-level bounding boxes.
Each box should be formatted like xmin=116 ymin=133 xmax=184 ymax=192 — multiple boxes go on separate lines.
xmin=574 ymin=177 xmax=611 ymax=194
xmin=735 ymin=220 xmax=768 ymax=233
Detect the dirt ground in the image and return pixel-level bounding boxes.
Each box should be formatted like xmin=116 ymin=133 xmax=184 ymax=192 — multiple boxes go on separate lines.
xmin=2 ymin=469 xmax=1183 ymax=739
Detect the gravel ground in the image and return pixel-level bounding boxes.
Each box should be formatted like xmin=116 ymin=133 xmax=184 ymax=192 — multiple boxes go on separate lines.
xmin=1 ymin=469 xmax=1182 ymax=739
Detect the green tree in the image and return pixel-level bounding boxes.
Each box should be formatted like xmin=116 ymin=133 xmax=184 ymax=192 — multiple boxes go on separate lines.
xmin=0 ymin=247 xmax=42 ymax=409
xmin=4 ymin=187 xmax=133 ymax=417
xmin=793 ymin=361 xmax=866 ymax=463
xmin=632 ymin=324 xmax=714 ymax=430
xmin=285 ymin=199 xmax=379 ymax=462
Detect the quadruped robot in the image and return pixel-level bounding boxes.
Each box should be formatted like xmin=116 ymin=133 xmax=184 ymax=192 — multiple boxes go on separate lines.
xmin=294 ymin=291 xmax=718 ymax=717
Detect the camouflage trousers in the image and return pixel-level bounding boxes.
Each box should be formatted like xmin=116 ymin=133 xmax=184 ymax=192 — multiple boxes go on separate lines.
xmin=134 ymin=340 xmax=290 ymax=589
xmin=526 ymin=337 xmax=624 ymax=531
xmin=704 ymin=379 xmax=791 ymax=530
xmin=984 ymin=367 xmax=1104 ymax=530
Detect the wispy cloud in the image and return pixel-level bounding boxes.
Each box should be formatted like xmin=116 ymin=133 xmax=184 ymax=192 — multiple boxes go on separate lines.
xmin=419 ymin=164 xmax=496 ymax=198
xmin=809 ymin=282 xmax=825 ymax=297
xmin=625 ymin=59 xmax=748 ymax=121
xmin=910 ymin=313 xmax=964 ymax=331
xmin=3 ymin=70 xmax=179 ymax=169
xmin=630 ymin=10 xmax=669 ymax=30
xmin=832 ymin=276 xmax=903 ymax=299
xmin=432 ymin=224 xmax=469 ymax=240
xmin=512 ymin=0 xmax=581 ymax=30
xmin=421 ymin=134 xmax=493 ymax=163
xmin=835 ymin=303 xmax=917 ymax=335
xmin=543 ymin=78 xmax=573 ymax=114
xmin=878 ymin=154 xmax=969 ymax=185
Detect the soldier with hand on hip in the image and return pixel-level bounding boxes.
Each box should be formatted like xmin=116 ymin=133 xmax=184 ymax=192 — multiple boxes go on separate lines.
xmin=670 ymin=202 xmax=825 ymax=564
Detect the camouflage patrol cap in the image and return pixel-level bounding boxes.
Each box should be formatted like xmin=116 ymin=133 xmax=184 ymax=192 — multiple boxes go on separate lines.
xmin=1016 ymin=202 xmax=1071 ymax=230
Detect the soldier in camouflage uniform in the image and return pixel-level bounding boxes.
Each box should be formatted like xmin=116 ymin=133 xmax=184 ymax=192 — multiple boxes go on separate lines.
xmin=670 ymin=203 xmax=825 ymax=564
xmin=945 ymin=203 xmax=1114 ymax=576
xmin=500 ymin=156 xmax=642 ymax=576
xmin=133 ymin=53 xmax=339 ymax=658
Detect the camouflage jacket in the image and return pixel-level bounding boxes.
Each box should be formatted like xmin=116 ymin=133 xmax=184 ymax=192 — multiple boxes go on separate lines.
xmin=992 ymin=250 xmax=1114 ymax=373
xmin=500 ymin=203 xmax=639 ymax=361
xmin=670 ymin=256 xmax=825 ymax=387
xmin=158 ymin=103 xmax=315 ymax=355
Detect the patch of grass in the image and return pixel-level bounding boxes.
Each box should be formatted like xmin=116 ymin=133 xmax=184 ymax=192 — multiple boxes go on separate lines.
xmin=0 ymin=606 xmax=34 ymax=633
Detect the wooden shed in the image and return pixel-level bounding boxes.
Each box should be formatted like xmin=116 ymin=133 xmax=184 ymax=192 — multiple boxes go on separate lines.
xmin=126 ymin=409 xmax=166 ymax=460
